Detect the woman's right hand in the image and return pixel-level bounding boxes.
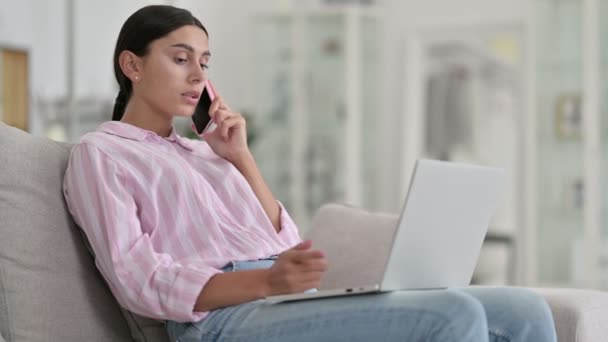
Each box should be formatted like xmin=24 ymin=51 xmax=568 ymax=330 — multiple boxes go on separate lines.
xmin=264 ymin=240 xmax=328 ymax=295
xmin=195 ymin=240 xmax=326 ymax=311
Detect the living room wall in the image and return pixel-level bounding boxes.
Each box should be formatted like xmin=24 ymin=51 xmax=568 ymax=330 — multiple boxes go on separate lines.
xmin=0 ymin=0 xmax=530 ymax=285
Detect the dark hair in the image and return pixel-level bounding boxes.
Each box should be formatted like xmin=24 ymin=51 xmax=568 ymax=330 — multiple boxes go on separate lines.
xmin=112 ymin=5 xmax=208 ymax=121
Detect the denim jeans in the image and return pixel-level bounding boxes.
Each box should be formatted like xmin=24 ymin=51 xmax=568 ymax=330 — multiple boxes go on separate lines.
xmin=166 ymin=258 xmax=556 ymax=342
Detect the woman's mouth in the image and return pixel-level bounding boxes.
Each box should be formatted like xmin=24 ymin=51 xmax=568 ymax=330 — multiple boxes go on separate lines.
xmin=181 ymin=92 xmax=200 ymax=105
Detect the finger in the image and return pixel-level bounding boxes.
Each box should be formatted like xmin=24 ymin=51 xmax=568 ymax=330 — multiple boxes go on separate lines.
xmin=201 ymin=127 xmax=221 ymax=141
xmin=300 ymin=272 xmax=325 ymax=284
xmin=292 ymin=240 xmax=312 ymax=251
xmin=207 ymin=79 xmax=219 ymax=98
xmin=289 ymin=281 xmax=321 ymax=294
xmin=215 ymin=97 xmax=230 ymax=111
xmin=284 ymin=269 xmax=323 ymax=287
xmin=212 ymin=109 xmax=233 ymax=125
xmin=219 ymin=100 xmax=231 ymax=111
xmin=209 ymin=96 xmax=232 ymax=119
xmin=298 ymin=277 xmax=323 ymax=291
xmin=278 ymin=240 xmax=312 ymax=261
xmin=296 ymin=265 xmax=327 ymax=277
xmin=209 ymin=96 xmax=225 ymax=119
xmin=291 ymin=249 xmax=325 ymax=263
xmin=219 ymin=116 xmax=245 ymax=140
xmin=215 ymin=112 xmax=242 ymax=128
xmin=207 ymin=81 xmax=231 ymax=112
xmin=191 ymin=123 xmax=202 ymax=136
xmin=299 ymin=259 xmax=328 ymax=272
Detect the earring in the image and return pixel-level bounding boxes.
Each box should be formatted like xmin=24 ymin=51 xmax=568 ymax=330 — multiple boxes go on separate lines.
xmin=134 ymin=76 xmax=139 ymax=81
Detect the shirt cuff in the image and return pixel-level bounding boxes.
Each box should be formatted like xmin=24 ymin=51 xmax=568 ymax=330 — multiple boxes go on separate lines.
xmin=169 ymin=265 xmax=223 ymax=322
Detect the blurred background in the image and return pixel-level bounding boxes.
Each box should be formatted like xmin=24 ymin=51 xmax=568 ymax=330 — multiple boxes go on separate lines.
xmin=1 ymin=0 xmax=606 ymax=290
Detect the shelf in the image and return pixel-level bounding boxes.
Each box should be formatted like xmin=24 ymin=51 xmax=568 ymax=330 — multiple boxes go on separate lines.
xmin=251 ymin=10 xmax=382 ymax=226
xmin=533 ymin=0 xmax=608 ymax=289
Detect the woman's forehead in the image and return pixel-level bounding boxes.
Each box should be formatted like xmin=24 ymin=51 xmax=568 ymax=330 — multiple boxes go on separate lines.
xmin=158 ymin=25 xmax=209 ymax=54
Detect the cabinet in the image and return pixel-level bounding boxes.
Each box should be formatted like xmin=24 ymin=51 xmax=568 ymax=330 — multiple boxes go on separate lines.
xmin=533 ymin=0 xmax=607 ymax=288
xmin=250 ymin=7 xmax=382 ymax=229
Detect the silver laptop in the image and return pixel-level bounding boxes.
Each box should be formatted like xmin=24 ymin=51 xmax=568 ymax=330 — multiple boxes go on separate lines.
xmin=265 ymin=159 xmax=505 ymax=304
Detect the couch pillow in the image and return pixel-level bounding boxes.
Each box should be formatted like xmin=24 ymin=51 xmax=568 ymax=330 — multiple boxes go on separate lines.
xmin=0 ymin=123 xmax=133 ymax=341
xmin=305 ymin=203 xmax=399 ymax=290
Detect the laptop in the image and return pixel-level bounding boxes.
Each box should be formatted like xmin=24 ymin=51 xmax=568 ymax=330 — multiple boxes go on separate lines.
xmin=265 ymin=159 xmax=505 ymax=304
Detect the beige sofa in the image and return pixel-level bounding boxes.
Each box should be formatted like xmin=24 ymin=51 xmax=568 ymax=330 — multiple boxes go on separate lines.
xmin=1 ymin=121 xmax=606 ymax=341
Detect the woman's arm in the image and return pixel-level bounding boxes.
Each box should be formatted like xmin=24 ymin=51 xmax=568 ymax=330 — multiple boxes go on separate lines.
xmin=194 ymin=269 xmax=269 ymax=311
xmin=230 ymin=152 xmax=281 ymax=232
xmin=202 ymin=89 xmax=283 ymax=232
xmin=63 ymin=143 xmax=221 ymax=322
xmin=195 ymin=240 xmax=326 ymax=312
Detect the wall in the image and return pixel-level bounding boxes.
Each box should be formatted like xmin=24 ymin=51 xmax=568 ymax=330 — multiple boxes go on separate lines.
xmin=0 ymin=0 xmax=529 ymax=206
xmin=0 ymin=0 xmax=43 ymax=133
xmin=72 ymin=0 xmax=172 ymax=99
xmin=0 ymin=0 xmax=528 ymax=129
xmin=380 ymin=0 xmax=529 ymax=211
xmin=0 ymin=0 xmax=34 ymax=48
xmin=378 ymin=0 xmax=531 ymax=284
xmin=0 ymin=0 xmax=260 ymax=134
xmin=185 ymin=0 xmax=281 ymax=114
xmin=0 ymin=0 xmax=536 ymax=285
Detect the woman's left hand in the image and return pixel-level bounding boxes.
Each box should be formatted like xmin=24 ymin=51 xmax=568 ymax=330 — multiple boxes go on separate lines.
xmin=202 ymin=88 xmax=250 ymax=163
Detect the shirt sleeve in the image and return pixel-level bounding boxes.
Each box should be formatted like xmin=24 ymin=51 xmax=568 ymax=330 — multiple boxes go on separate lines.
xmin=276 ymin=201 xmax=302 ymax=247
xmin=63 ymin=143 xmax=219 ymax=322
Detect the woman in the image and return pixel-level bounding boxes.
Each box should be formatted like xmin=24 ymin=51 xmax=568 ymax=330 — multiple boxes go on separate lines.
xmin=63 ymin=5 xmax=556 ymax=342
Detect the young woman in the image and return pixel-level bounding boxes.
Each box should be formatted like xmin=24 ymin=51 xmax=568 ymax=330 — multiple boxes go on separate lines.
xmin=63 ymin=5 xmax=556 ymax=342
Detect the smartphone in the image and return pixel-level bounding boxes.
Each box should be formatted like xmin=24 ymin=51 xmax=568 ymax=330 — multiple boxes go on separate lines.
xmin=192 ymin=79 xmax=217 ymax=135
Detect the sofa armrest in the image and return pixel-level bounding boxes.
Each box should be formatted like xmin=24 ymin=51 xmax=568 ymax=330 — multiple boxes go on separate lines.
xmin=532 ymin=288 xmax=608 ymax=342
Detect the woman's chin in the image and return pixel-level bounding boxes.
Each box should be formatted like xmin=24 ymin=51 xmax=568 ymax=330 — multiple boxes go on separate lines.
xmin=172 ymin=110 xmax=196 ymax=118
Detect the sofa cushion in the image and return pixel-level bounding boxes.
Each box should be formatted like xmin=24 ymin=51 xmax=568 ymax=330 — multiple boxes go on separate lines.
xmin=305 ymin=203 xmax=399 ymax=290
xmin=78 ymin=230 xmax=169 ymax=342
xmin=0 ymin=123 xmax=132 ymax=341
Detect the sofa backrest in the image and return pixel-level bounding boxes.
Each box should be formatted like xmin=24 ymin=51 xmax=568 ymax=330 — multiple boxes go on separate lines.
xmin=0 ymin=123 xmax=133 ymax=341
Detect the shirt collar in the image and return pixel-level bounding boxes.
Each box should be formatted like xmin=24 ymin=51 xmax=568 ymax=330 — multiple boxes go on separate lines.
xmin=98 ymin=121 xmax=194 ymax=151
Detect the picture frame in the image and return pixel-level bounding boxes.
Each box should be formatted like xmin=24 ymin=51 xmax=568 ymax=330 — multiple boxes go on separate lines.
xmin=554 ymin=93 xmax=582 ymax=140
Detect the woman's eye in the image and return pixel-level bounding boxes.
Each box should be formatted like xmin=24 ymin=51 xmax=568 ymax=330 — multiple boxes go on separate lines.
xmin=200 ymin=63 xmax=209 ymax=70
xmin=175 ymin=57 xmax=187 ymax=64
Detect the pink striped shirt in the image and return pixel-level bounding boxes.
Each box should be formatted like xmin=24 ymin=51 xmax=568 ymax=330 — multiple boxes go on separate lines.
xmin=62 ymin=121 xmax=301 ymax=322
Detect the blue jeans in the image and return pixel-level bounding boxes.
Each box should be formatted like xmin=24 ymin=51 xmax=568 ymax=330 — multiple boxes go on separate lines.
xmin=166 ymin=259 xmax=556 ymax=342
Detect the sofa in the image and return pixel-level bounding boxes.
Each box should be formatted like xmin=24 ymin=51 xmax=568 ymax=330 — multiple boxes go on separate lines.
xmin=1 ymin=121 xmax=607 ymax=342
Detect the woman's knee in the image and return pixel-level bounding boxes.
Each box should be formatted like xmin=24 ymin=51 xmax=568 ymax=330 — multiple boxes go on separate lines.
xmin=441 ymin=290 xmax=488 ymax=330
xmin=468 ymin=287 xmax=553 ymax=321
xmin=461 ymin=287 xmax=556 ymax=341
xmin=499 ymin=288 xmax=556 ymax=336
xmin=329 ymin=290 xmax=489 ymax=341
xmin=390 ymin=290 xmax=488 ymax=340
xmin=506 ymin=288 xmax=553 ymax=319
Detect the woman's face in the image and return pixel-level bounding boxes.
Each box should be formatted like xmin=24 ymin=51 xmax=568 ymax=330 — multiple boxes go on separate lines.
xmin=135 ymin=25 xmax=210 ymax=118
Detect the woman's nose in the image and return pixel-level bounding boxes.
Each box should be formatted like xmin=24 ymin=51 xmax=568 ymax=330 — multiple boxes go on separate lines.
xmin=189 ymin=64 xmax=205 ymax=83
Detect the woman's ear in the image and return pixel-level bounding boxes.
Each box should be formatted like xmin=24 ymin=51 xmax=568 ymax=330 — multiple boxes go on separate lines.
xmin=118 ymin=50 xmax=143 ymax=83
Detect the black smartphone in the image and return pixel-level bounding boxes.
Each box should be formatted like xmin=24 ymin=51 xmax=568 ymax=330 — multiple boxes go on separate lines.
xmin=192 ymin=86 xmax=213 ymax=135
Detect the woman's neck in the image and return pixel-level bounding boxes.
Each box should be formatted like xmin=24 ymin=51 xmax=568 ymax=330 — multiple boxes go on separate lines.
xmin=120 ymin=99 xmax=173 ymax=137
